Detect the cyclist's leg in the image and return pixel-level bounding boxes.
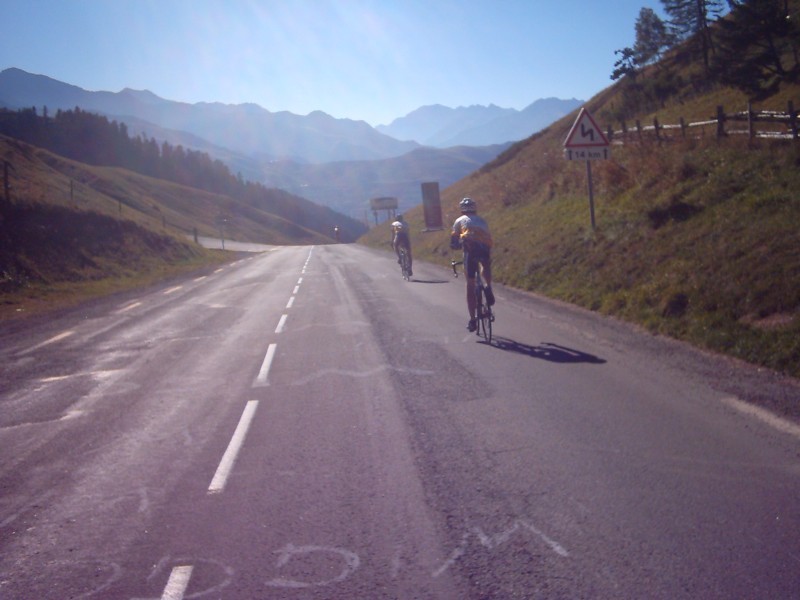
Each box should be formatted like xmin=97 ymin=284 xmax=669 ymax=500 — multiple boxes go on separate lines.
xmin=464 ymin=249 xmax=478 ymax=330
xmin=393 ymin=239 xmax=402 ymax=263
xmin=479 ymin=250 xmax=494 ymax=306
xmin=466 ymin=277 xmax=477 ymax=317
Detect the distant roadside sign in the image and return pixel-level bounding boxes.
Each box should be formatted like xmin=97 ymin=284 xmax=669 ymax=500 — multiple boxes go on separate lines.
xmin=369 ymin=196 xmax=398 ymax=211
xmin=564 ymin=107 xmax=609 ymax=161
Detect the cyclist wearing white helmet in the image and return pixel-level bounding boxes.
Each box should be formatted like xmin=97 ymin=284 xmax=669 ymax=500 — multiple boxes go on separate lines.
xmin=450 ymin=197 xmax=494 ymax=331
xmin=391 ymin=213 xmax=412 ymax=276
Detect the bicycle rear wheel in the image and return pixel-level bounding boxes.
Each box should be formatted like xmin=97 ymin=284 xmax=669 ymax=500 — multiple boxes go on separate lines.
xmin=478 ymin=304 xmax=492 ymax=343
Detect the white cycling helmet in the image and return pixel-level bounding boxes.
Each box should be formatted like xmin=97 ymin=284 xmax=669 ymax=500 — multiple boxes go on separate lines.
xmin=459 ymin=197 xmax=477 ymax=213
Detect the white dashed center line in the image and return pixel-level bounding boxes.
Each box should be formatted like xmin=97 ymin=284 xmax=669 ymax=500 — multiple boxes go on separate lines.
xmin=208 ymin=400 xmax=259 ymax=494
xmin=160 ymin=565 xmax=194 ymax=600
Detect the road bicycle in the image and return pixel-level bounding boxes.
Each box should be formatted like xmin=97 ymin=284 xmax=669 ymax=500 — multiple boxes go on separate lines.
xmin=451 ymin=259 xmax=494 ymax=343
xmin=398 ymin=246 xmax=412 ymax=280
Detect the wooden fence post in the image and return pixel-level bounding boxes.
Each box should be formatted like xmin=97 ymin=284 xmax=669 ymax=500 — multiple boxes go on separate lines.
xmin=653 ymin=117 xmax=660 ymax=141
xmin=636 ymin=120 xmax=642 ymax=141
xmin=747 ymin=102 xmax=754 ymax=139
xmin=716 ymin=105 xmax=726 ymax=138
xmin=789 ymin=100 xmax=797 ymax=140
xmin=607 ymin=125 xmax=614 ymax=142
xmin=621 ymin=120 xmax=627 ymax=141
xmin=680 ymin=117 xmax=686 ymax=138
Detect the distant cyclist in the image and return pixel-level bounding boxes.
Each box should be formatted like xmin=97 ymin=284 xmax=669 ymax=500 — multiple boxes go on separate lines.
xmin=450 ymin=197 xmax=494 ymax=332
xmin=391 ymin=214 xmax=412 ymax=276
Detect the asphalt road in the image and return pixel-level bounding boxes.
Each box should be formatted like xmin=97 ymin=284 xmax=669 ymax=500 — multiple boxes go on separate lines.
xmin=1 ymin=243 xmax=798 ymax=599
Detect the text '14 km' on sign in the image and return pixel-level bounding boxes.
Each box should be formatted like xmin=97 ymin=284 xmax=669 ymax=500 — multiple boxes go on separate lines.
xmin=563 ymin=107 xmax=610 ymax=161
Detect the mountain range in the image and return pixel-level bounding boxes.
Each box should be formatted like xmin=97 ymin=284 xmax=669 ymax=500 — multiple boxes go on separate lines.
xmin=376 ymin=98 xmax=582 ymax=147
xmin=0 ymin=67 xmax=582 ymax=216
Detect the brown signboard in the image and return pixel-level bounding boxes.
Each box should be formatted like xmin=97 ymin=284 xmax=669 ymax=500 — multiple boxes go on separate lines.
xmin=421 ymin=182 xmax=443 ymax=230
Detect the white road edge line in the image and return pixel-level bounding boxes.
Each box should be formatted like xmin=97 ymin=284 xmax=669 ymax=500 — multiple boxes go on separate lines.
xmin=721 ymin=396 xmax=800 ymax=440
xmin=117 ymin=301 xmax=142 ymax=314
xmin=275 ymin=314 xmax=288 ymax=333
xmin=160 ymin=565 xmax=193 ymax=600
xmin=254 ymin=343 xmax=277 ymax=387
xmin=28 ymin=330 xmax=74 ymax=352
xmin=208 ymin=400 xmax=259 ymax=494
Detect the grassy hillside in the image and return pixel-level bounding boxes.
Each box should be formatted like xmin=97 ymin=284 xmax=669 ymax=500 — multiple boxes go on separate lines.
xmin=360 ymin=86 xmax=800 ymax=377
xmin=0 ymin=135 xmax=332 ymax=318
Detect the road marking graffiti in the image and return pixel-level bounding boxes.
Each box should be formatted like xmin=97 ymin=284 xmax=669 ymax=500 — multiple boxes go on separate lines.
xmin=433 ymin=520 xmax=569 ymax=578
xmin=264 ymin=544 xmax=360 ymax=588
xmin=290 ymin=365 xmax=434 ymax=386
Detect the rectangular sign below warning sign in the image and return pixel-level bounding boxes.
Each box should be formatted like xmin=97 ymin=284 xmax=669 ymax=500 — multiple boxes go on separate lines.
xmin=564 ymin=147 xmax=609 ymax=161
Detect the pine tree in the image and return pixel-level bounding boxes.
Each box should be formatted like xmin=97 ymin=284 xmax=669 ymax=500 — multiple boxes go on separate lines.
xmin=634 ymin=7 xmax=672 ymax=66
xmin=611 ymin=47 xmax=639 ymax=81
xmin=713 ymin=0 xmax=799 ymax=98
xmin=661 ymin=0 xmax=724 ymax=70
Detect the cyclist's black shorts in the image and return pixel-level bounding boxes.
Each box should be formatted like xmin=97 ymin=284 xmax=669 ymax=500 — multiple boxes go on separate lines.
xmin=463 ymin=243 xmax=491 ymax=280
xmin=394 ymin=233 xmax=410 ymax=249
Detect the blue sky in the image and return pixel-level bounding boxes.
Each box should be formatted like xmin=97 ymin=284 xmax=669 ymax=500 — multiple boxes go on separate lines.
xmin=3 ymin=0 xmax=665 ymax=126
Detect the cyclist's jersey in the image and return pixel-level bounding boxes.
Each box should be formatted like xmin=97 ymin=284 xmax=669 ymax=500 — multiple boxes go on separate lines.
xmin=451 ymin=214 xmax=492 ymax=249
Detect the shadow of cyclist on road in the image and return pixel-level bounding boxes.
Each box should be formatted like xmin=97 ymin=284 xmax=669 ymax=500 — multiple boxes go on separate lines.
xmin=491 ymin=337 xmax=606 ymax=364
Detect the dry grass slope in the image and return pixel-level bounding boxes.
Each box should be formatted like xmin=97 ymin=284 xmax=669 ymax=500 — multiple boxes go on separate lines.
xmin=0 ymin=135 xmax=330 ymax=319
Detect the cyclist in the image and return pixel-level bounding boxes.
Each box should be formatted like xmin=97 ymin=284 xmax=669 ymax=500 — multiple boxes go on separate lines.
xmin=450 ymin=197 xmax=494 ymax=332
xmin=391 ymin=214 xmax=412 ymax=276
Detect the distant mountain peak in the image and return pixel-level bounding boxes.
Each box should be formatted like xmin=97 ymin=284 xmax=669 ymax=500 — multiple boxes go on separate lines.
xmin=119 ymin=88 xmax=165 ymax=104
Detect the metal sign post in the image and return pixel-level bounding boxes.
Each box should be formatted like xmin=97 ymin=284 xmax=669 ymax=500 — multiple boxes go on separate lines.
xmin=586 ymin=160 xmax=596 ymax=230
xmin=564 ymin=108 xmax=610 ymax=230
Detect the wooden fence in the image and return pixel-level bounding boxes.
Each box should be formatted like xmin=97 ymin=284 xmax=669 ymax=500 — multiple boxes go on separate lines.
xmin=607 ymin=101 xmax=798 ymax=143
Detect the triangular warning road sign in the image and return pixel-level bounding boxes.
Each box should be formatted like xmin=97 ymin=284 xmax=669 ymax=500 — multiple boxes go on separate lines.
xmin=564 ymin=107 xmax=609 ymax=148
